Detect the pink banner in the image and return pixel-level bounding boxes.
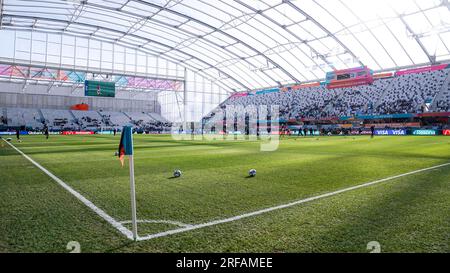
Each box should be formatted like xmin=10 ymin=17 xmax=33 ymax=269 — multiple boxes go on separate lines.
xmin=231 ymin=92 xmax=248 ymax=98
xmin=395 ymin=64 xmax=449 ymax=76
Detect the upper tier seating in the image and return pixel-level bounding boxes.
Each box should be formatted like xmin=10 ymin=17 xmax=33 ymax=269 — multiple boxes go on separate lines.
xmin=212 ymin=69 xmax=450 ymax=120
xmin=376 ymin=69 xmax=449 ymax=114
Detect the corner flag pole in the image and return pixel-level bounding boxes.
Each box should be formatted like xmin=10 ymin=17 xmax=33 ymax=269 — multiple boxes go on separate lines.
xmin=119 ymin=126 xmax=138 ymax=240
xmin=129 ymin=131 xmax=138 ymax=241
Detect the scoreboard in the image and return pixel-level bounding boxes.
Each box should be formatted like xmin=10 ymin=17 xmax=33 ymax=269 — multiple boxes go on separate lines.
xmin=84 ymin=80 xmax=115 ymax=97
xmin=325 ymin=66 xmax=374 ymax=89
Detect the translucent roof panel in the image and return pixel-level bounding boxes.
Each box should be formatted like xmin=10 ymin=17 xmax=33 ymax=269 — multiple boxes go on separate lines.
xmin=1 ymin=0 xmax=450 ymax=91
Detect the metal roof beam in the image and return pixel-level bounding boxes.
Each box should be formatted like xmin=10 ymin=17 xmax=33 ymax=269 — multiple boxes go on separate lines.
xmin=235 ymin=0 xmax=332 ymax=76
xmin=2 ymin=13 xmax=249 ymax=90
xmin=130 ymin=0 xmax=299 ymax=83
xmin=284 ymin=0 xmax=364 ymax=67
xmin=398 ymin=14 xmax=434 ymax=64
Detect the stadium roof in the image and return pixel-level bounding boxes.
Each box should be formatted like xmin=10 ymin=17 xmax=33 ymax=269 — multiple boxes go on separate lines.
xmin=1 ymin=0 xmax=450 ymax=91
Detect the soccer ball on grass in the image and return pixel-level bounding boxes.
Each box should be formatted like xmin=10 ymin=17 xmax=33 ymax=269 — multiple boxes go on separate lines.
xmin=173 ymin=170 xmax=182 ymax=178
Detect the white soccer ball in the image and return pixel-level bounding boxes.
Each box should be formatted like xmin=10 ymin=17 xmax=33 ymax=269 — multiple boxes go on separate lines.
xmin=249 ymin=169 xmax=257 ymax=177
xmin=114 ymin=151 xmax=119 ymax=156
xmin=173 ymin=170 xmax=182 ymax=178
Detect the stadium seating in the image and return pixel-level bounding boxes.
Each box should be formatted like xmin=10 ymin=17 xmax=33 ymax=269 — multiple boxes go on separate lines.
xmin=125 ymin=112 xmax=155 ymax=123
xmin=71 ymin=110 xmax=105 ymax=131
xmin=376 ymin=69 xmax=449 ymax=114
xmin=99 ymin=111 xmax=132 ymax=128
xmin=148 ymin=112 xmax=169 ymax=123
xmin=0 ymin=108 xmax=171 ymax=132
xmin=6 ymin=108 xmax=44 ymax=129
xmin=435 ymin=77 xmax=450 ymax=112
xmin=41 ymin=109 xmax=77 ymax=130
xmin=212 ymin=69 xmax=450 ymax=120
xmin=124 ymin=112 xmax=172 ymax=133
xmin=327 ymin=78 xmax=393 ymax=117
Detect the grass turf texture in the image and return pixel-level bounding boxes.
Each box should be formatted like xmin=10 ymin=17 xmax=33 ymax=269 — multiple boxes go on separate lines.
xmin=0 ymin=134 xmax=449 ymax=253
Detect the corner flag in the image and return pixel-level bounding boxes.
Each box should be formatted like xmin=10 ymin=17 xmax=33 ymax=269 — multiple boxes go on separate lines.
xmin=118 ymin=126 xmax=133 ymax=166
xmin=117 ymin=126 xmax=138 ymax=240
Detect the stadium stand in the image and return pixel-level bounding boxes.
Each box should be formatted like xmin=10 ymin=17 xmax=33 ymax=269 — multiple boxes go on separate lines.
xmin=148 ymin=112 xmax=170 ymax=123
xmin=1 ymin=107 xmax=171 ymax=133
xmin=99 ymin=111 xmax=132 ymax=129
xmin=2 ymin=68 xmax=449 ymax=133
xmin=213 ymin=68 xmax=450 ymax=121
xmin=434 ymin=76 xmax=450 ymax=112
xmin=71 ymin=110 xmax=105 ymax=131
xmin=5 ymin=108 xmax=44 ymax=129
xmin=376 ymin=69 xmax=449 ymax=114
xmin=41 ymin=109 xmax=77 ymax=131
xmin=125 ymin=112 xmax=155 ymax=123
xmin=125 ymin=112 xmax=172 ymax=133
xmin=327 ymin=78 xmax=394 ymax=117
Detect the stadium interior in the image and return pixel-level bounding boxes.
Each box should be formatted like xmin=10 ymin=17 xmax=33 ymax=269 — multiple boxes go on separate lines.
xmin=0 ymin=0 xmax=450 ymax=256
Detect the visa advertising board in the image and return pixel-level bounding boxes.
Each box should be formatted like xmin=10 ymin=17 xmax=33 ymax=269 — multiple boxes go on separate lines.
xmin=375 ymin=129 xmax=407 ymax=136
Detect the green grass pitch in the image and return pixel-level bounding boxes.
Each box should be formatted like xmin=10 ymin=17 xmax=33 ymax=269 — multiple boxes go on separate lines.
xmin=0 ymin=134 xmax=449 ymax=253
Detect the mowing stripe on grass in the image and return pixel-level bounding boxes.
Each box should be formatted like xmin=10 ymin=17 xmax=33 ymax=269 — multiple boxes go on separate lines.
xmin=136 ymin=161 xmax=450 ymax=241
xmin=4 ymin=138 xmax=450 ymax=242
xmin=2 ymin=139 xmax=134 ymax=240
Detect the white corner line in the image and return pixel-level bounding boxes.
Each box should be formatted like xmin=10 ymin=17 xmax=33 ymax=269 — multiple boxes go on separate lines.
xmin=120 ymin=219 xmax=193 ymax=228
xmin=137 ymin=161 xmax=450 ymax=241
xmin=3 ymin=139 xmax=135 ymax=240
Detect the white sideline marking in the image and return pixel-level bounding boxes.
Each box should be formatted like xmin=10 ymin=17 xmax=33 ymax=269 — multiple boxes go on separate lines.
xmin=137 ymin=162 xmax=450 ymax=241
xmin=3 ymin=139 xmax=134 ymax=240
xmin=120 ymin=219 xmax=192 ymax=228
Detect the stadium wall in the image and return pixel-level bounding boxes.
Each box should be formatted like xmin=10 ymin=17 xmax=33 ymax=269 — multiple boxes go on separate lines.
xmin=0 ymin=82 xmax=160 ymax=113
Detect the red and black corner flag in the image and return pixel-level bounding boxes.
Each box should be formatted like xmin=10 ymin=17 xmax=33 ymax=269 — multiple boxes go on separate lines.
xmin=118 ymin=126 xmax=133 ymax=166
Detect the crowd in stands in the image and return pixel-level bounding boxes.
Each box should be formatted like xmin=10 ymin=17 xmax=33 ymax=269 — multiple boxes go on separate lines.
xmin=435 ymin=79 xmax=450 ymax=112
xmin=376 ymin=69 xmax=448 ymax=114
xmin=213 ymin=69 xmax=450 ymax=121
